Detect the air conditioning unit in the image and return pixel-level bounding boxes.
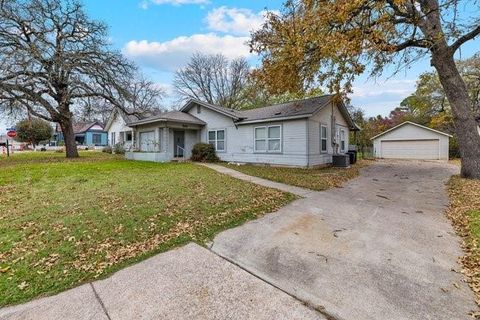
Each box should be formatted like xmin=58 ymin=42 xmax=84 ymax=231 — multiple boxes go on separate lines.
xmin=332 ymin=154 xmax=350 ymax=168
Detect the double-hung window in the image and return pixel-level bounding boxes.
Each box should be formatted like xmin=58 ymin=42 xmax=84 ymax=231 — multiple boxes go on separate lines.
xmin=254 ymin=125 xmax=282 ymax=153
xmin=320 ymin=125 xmax=328 ymax=152
xmin=92 ymin=133 xmax=102 ymax=145
xmin=208 ymin=129 xmax=225 ymax=152
xmin=340 ymin=129 xmax=346 ymax=152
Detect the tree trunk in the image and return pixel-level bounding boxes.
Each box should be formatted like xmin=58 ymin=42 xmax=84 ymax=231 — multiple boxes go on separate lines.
xmin=59 ymin=119 xmax=79 ymax=158
xmin=432 ymin=53 xmax=480 ymax=179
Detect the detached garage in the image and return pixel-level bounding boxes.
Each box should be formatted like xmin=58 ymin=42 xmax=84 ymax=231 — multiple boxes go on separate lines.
xmin=371 ymin=121 xmax=451 ymax=160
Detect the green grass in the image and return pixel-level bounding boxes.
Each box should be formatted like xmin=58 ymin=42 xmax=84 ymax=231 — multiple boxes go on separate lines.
xmin=0 ymin=152 xmax=295 ymax=306
xmin=222 ymin=160 xmax=371 ymax=191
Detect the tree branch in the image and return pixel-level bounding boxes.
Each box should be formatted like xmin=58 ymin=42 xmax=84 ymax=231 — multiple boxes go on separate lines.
xmin=450 ymin=24 xmax=480 ymax=53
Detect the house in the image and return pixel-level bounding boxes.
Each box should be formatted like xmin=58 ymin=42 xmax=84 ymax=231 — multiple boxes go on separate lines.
xmin=106 ymin=95 xmax=359 ymax=167
xmin=55 ymin=121 xmax=108 ymax=146
xmin=371 ymin=121 xmax=451 ymax=160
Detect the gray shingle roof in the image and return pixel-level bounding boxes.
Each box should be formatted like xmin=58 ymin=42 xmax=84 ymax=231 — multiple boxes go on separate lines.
xmin=236 ymin=95 xmax=333 ymax=122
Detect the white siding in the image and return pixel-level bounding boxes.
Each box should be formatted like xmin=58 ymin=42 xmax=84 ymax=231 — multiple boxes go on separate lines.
xmin=307 ymin=102 xmax=350 ymax=166
xmin=108 ymin=112 xmax=134 ymax=149
xmin=188 ymin=105 xmax=309 ymax=166
xmin=373 ymin=123 xmax=449 ymax=160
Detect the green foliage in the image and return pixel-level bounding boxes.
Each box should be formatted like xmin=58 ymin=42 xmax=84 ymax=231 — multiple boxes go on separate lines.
xmin=102 ymin=145 xmax=113 ymax=153
xmin=113 ymin=143 xmax=125 ymax=155
xmin=15 ymin=118 xmax=53 ymax=146
xmin=191 ymin=143 xmax=219 ymax=162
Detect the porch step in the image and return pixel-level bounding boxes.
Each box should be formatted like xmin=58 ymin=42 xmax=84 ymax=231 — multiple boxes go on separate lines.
xmin=172 ymin=157 xmax=186 ymax=163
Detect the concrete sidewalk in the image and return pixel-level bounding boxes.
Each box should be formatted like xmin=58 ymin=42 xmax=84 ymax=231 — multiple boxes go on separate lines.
xmin=0 ymin=244 xmax=325 ymax=320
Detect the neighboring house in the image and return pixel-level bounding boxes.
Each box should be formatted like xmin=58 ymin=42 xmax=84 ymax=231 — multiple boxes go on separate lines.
xmin=55 ymin=122 xmax=108 ymax=146
xmin=371 ymin=121 xmax=452 ymax=160
xmin=108 ymin=95 xmax=359 ymax=167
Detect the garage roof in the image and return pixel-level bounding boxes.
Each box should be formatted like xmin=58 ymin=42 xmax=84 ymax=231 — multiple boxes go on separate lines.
xmin=370 ymin=121 xmax=453 ymax=140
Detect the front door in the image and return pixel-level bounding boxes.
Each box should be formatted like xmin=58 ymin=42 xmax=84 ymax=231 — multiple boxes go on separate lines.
xmin=174 ymin=130 xmax=185 ymax=157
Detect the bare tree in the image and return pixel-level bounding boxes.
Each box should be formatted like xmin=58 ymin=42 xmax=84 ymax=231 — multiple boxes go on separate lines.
xmin=76 ymin=76 xmax=166 ymax=123
xmin=0 ymin=0 xmax=136 ymax=158
xmin=173 ymin=53 xmax=250 ymax=110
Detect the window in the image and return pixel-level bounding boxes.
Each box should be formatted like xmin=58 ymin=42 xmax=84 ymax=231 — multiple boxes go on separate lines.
xmin=92 ymin=133 xmax=102 ymax=145
xmin=110 ymin=132 xmax=116 ymax=146
xmin=126 ymin=132 xmax=132 ymax=142
xmin=321 ymin=125 xmax=328 ymax=152
xmin=208 ymin=129 xmax=225 ymax=152
xmin=340 ymin=129 xmax=346 ymax=152
xmin=254 ymin=125 xmax=282 ymax=152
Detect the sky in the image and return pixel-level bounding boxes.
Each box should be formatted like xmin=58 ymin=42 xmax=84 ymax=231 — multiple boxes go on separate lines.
xmin=1 ymin=0 xmax=479 ymax=133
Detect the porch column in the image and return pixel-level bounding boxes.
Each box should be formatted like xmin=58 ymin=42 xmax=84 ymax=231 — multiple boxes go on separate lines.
xmin=163 ymin=127 xmax=169 ymax=154
xmin=131 ymin=129 xmax=135 ymax=150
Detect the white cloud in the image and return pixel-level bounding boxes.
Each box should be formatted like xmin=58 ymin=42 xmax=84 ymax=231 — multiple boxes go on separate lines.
xmin=350 ymin=79 xmax=416 ymax=99
xmin=123 ymin=33 xmax=252 ymax=72
xmin=140 ymin=0 xmax=209 ymax=9
xmin=205 ymin=6 xmax=272 ymax=35
xmin=350 ymin=79 xmax=417 ymax=116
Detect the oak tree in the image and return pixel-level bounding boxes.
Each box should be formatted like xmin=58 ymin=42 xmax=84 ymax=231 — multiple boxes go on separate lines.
xmin=251 ymin=0 xmax=480 ymax=178
xmin=0 ymin=0 xmax=136 ymax=158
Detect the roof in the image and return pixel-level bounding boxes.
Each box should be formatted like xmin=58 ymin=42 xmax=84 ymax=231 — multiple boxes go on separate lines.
xmin=237 ymin=95 xmax=333 ymax=124
xmin=71 ymin=122 xmax=105 ymax=134
xmin=127 ymin=110 xmax=206 ymax=126
xmin=370 ymin=121 xmax=453 ymax=140
xmin=180 ymin=95 xmax=359 ymax=130
xmin=105 ymin=108 xmax=166 ymax=131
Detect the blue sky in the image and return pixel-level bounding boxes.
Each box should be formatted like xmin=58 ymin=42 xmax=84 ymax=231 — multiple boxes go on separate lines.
xmin=1 ymin=0 xmax=479 ymax=132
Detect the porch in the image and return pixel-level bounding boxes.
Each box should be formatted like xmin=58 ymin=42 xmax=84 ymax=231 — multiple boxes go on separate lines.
xmin=125 ymin=116 xmax=204 ymax=162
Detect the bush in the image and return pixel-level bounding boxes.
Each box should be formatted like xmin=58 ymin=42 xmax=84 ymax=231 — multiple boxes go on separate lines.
xmin=102 ymin=145 xmax=112 ymax=153
xmin=40 ymin=147 xmax=47 ymax=152
xmin=191 ymin=143 xmax=219 ymax=162
xmin=113 ymin=143 xmax=125 ymax=155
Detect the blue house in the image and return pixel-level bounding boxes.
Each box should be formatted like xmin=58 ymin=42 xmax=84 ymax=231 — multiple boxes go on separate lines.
xmin=55 ymin=121 xmax=108 ymax=146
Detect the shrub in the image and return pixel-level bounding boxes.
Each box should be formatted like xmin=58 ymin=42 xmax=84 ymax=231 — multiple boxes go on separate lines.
xmin=191 ymin=143 xmax=219 ymax=162
xmin=113 ymin=143 xmax=125 ymax=155
xmin=102 ymin=145 xmax=112 ymax=153
xmin=40 ymin=147 xmax=47 ymax=152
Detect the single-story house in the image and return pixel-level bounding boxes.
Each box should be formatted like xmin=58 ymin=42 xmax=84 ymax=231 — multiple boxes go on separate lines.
xmin=105 ymin=95 xmax=359 ymax=167
xmin=55 ymin=121 xmax=108 ymax=146
xmin=371 ymin=121 xmax=452 ymax=160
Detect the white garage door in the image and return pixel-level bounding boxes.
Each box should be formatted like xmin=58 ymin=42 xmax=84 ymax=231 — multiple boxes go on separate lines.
xmin=139 ymin=131 xmax=155 ymax=152
xmin=381 ymin=140 xmax=439 ymax=160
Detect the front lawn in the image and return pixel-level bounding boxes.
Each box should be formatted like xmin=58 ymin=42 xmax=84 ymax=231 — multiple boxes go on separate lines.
xmin=222 ymin=160 xmax=371 ymax=191
xmin=0 ymin=152 xmax=295 ymax=306
xmin=447 ymin=176 xmax=480 ymax=306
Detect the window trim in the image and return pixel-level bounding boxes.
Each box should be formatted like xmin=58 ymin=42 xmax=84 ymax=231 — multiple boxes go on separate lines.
xmin=320 ymin=124 xmax=328 ymax=153
xmin=207 ymin=129 xmax=226 ymax=152
xmin=254 ymin=125 xmax=282 ymax=153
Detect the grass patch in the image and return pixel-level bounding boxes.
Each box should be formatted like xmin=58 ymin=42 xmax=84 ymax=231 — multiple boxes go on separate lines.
xmin=447 ymin=176 xmax=480 ymax=307
xmin=222 ymin=160 xmax=372 ymax=191
xmin=0 ymin=152 xmax=295 ymax=306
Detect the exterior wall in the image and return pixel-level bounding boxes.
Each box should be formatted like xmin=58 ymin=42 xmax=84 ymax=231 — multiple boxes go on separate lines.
xmin=188 ymin=105 xmax=309 ymax=167
xmin=373 ymin=124 xmax=449 ymax=160
xmin=307 ymin=102 xmax=350 ymax=166
xmin=85 ymin=131 xmax=108 ymax=146
xmin=108 ymin=112 xmax=134 ymax=149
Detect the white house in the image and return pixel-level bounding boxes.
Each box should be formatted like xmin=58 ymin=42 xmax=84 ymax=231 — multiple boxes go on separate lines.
xmin=105 ymin=95 xmax=359 ymax=167
xmin=371 ymin=121 xmax=452 ymax=160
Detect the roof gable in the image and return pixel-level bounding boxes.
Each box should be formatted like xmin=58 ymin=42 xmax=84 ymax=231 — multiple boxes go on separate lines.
xmin=370 ymin=121 xmax=453 ymax=140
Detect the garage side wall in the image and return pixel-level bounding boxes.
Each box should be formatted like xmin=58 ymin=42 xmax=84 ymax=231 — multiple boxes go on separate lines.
xmin=373 ymin=124 xmax=449 ymax=160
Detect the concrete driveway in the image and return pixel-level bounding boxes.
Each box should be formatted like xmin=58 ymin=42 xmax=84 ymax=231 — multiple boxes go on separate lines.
xmin=211 ymin=161 xmax=477 ymax=320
